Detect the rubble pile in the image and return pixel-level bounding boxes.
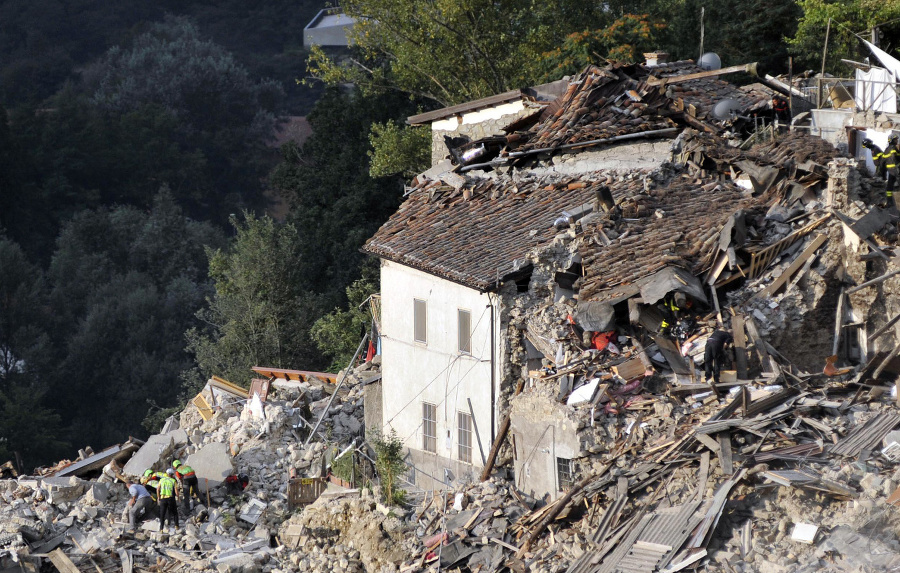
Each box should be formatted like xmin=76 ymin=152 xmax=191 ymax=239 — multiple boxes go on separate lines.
xmin=280 ymin=488 xmax=414 ymax=572
xmin=0 ymin=366 xmax=375 ymax=573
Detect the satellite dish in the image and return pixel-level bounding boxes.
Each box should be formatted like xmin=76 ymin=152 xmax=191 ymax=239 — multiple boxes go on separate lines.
xmin=711 ymin=99 xmax=743 ymax=120
xmin=698 ymin=52 xmax=722 ymax=71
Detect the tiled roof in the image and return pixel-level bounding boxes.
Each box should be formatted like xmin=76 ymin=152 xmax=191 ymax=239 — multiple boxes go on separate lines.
xmin=510 ymin=65 xmax=678 ymax=152
xmin=497 ymin=62 xmax=770 ymax=157
xmin=363 ymin=174 xmax=627 ymax=291
xmin=577 ymin=176 xmax=769 ymax=302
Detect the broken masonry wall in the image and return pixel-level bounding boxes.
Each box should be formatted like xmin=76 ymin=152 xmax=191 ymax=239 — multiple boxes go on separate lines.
xmin=363 ymin=379 xmax=383 ymax=436
xmin=509 ymin=388 xmax=581 ymax=502
xmin=527 ymin=140 xmax=673 ymax=176
xmin=811 ymin=108 xmax=900 ymax=149
xmin=429 ymin=101 xmax=534 ymax=165
xmin=496 ymin=233 xmax=588 ymax=481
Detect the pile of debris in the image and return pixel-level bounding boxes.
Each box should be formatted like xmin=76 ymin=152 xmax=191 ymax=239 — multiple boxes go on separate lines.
xmin=0 ymin=363 xmax=376 ymax=573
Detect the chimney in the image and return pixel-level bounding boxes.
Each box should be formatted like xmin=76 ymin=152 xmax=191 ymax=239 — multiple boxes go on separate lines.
xmin=644 ymin=51 xmax=669 ymax=66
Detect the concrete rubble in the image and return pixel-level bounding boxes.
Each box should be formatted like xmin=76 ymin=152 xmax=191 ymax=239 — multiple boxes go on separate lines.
xmin=0 ymin=363 xmax=381 ymax=573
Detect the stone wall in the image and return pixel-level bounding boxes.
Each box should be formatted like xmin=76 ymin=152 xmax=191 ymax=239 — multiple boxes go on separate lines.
xmin=429 ymin=101 xmax=534 ymax=166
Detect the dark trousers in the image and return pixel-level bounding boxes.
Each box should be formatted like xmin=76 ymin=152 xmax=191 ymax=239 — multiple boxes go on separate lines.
xmin=159 ymin=496 xmax=179 ymax=528
xmin=704 ymin=344 xmax=726 ymax=384
xmin=182 ymin=476 xmax=199 ymax=510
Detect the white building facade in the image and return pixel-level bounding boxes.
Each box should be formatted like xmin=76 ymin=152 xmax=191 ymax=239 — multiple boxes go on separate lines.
xmin=379 ymin=261 xmax=501 ymax=489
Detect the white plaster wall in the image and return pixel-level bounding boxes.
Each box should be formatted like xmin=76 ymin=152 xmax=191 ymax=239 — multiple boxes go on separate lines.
xmin=431 ymin=100 xmax=525 ymax=131
xmin=379 ymin=261 xmax=500 ymax=484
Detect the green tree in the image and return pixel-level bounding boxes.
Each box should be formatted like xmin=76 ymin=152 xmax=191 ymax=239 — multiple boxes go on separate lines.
xmin=0 ymin=237 xmax=66 ymax=471
xmin=185 ymin=213 xmax=326 ymax=388
xmin=368 ymin=121 xmax=431 ymax=179
xmin=270 ymin=88 xmax=411 ymax=301
xmin=46 ymin=193 xmax=223 ymax=447
xmin=311 ymin=278 xmax=377 ymax=371
xmin=308 ymin=0 xmax=608 ymax=106
xmin=788 ymin=0 xmax=900 ymax=71
xmin=88 ymin=15 xmax=284 ymax=221
xmin=535 ymin=14 xmax=665 ymax=80
xmin=370 ymin=428 xmax=407 ymax=505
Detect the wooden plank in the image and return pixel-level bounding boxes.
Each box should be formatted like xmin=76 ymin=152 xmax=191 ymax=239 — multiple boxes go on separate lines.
xmin=868 ymin=312 xmax=900 ymax=344
xmin=612 ymin=356 xmax=647 ymax=380
xmin=757 ymin=234 xmax=828 ymax=298
xmin=697 ymin=451 xmax=710 ymax=498
xmin=652 ymin=335 xmax=691 ymax=375
xmin=711 ymin=286 xmax=723 ymax=326
xmin=718 ymin=433 xmax=734 ymax=476
xmin=732 ymin=315 xmax=749 ymax=380
xmin=874 ymin=345 xmax=900 ymax=379
xmin=706 ymin=251 xmax=729 ymax=285
xmin=847 ymin=269 xmax=900 ymax=294
xmin=47 ymin=549 xmax=81 ymax=573
xmin=832 ymin=288 xmax=845 ymax=358
xmin=744 ymin=317 xmax=774 ymax=375
xmin=694 ymin=433 xmax=722 ymax=458
xmin=191 ymin=393 xmax=213 ymax=421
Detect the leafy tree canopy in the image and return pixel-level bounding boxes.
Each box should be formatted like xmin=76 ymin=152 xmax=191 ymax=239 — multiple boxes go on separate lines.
xmin=185 ymin=213 xmax=327 ymax=389
xmin=45 ymin=191 xmax=223 ymax=448
xmin=270 ymin=87 xmax=411 ymax=298
xmin=788 ymin=0 xmax=900 ymax=72
xmin=311 ymin=278 xmax=378 ymax=371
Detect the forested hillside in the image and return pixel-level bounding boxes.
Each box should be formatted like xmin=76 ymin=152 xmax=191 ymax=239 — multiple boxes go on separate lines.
xmin=1 ymin=0 xmax=897 ymax=472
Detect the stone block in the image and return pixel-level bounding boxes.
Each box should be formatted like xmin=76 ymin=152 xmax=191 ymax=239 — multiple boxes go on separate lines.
xmin=164 ymin=428 xmax=189 ymax=446
xmin=42 ymin=477 xmax=85 ymax=505
xmin=84 ymin=482 xmax=109 ymax=504
xmin=123 ymin=434 xmax=175 ymax=477
xmin=187 ymin=442 xmax=234 ymax=493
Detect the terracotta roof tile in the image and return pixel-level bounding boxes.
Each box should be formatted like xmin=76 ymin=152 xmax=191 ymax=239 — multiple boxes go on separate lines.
xmin=364 ymin=174 xmax=636 ymax=291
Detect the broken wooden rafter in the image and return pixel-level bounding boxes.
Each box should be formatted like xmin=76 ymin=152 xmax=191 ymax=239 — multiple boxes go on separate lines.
xmin=755 ymin=233 xmax=828 ymax=299
xmin=846 ymin=268 xmax=900 ymax=294
xmin=646 ymin=62 xmax=758 ymax=87
xmin=868 ymin=312 xmax=900 ymax=344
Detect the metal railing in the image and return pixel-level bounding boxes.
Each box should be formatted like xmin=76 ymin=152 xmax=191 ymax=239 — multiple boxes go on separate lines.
xmin=805 ymin=76 xmax=900 ymax=112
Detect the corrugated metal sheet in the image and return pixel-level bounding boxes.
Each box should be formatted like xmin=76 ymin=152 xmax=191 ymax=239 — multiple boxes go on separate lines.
xmin=830 ymin=411 xmax=900 ymax=457
xmin=595 ymin=501 xmax=702 ymax=573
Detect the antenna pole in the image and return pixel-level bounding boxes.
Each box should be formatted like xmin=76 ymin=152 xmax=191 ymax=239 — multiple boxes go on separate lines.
xmin=699 ymin=7 xmax=705 ymax=62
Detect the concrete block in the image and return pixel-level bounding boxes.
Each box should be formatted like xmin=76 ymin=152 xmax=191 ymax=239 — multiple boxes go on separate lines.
xmin=84 ymin=482 xmax=109 ymax=504
xmin=123 ymin=434 xmax=175 ymax=477
xmin=16 ymin=477 xmax=41 ymax=490
xmin=42 ymin=477 xmax=85 ymax=504
xmin=187 ymin=442 xmax=234 ymax=493
xmin=164 ymin=428 xmax=189 ymax=446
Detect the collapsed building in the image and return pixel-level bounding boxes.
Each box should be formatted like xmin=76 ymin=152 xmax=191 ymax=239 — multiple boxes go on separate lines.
xmin=360 ymin=53 xmax=900 ymax=571
xmin=7 ymin=51 xmax=900 ymax=573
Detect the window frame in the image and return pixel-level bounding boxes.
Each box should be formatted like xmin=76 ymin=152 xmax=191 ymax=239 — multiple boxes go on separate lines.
xmin=457 ymin=308 xmax=472 ymax=354
xmin=457 ymin=411 xmax=473 ymax=464
xmin=422 ymin=402 xmax=437 ymax=453
xmin=414 ymin=298 xmax=427 ymax=344
xmin=557 ymin=457 xmax=575 ymax=491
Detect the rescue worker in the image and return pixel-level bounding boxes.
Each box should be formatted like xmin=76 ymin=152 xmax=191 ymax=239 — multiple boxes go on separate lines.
xmin=772 ymin=96 xmax=790 ymax=132
xmin=880 ymin=134 xmax=900 ymax=207
xmin=658 ymin=292 xmax=691 ymax=335
xmin=173 ymin=459 xmax=199 ymax=511
xmin=141 ymin=468 xmax=166 ymax=499
xmin=157 ymin=468 xmax=180 ymax=532
xmin=125 ymin=480 xmax=155 ymax=531
xmin=704 ymin=329 xmax=734 ymax=397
